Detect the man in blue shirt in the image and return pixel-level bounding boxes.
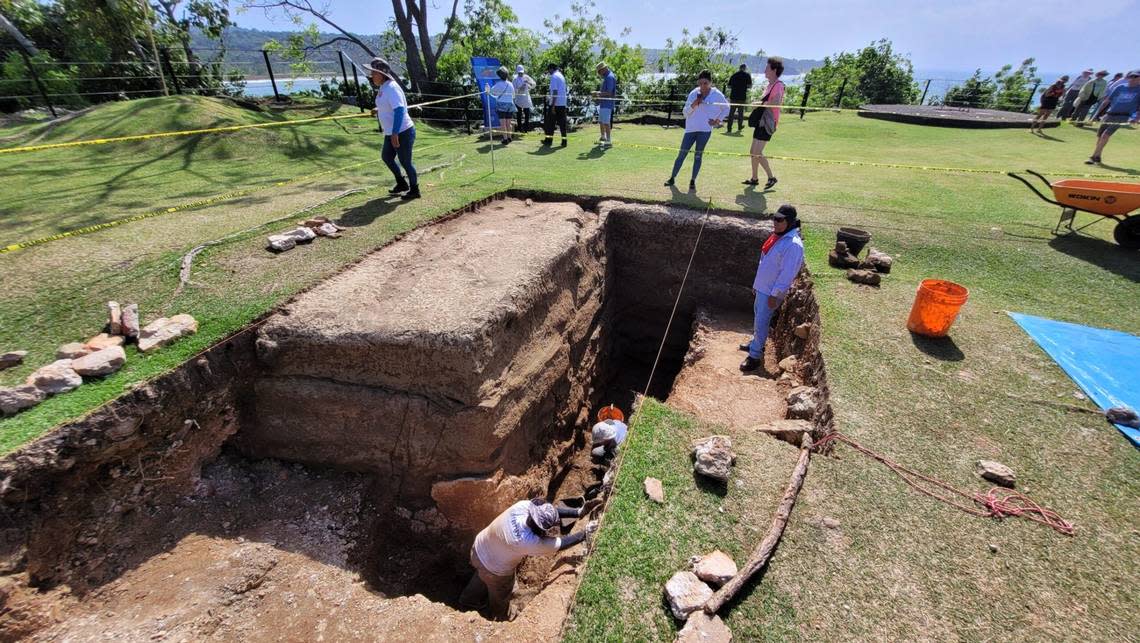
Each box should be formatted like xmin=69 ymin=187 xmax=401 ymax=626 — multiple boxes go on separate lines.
xmin=740 ymin=205 xmax=805 ymax=373
xmin=1087 ymin=70 xmax=1140 ymax=165
xmin=593 ymin=62 xmax=617 ymax=147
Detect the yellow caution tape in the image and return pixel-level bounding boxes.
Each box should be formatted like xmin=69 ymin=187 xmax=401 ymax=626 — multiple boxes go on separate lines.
xmin=0 ymin=93 xmax=479 ymax=155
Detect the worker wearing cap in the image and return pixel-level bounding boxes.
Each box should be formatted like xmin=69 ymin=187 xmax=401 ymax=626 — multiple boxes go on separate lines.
xmin=363 ymin=57 xmax=419 ymax=200
xmin=591 ymin=417 xmax=628 ymax=460
xmin=542 ymin=63 xmax=569 ymax=147
xmin=461 ymin=498 xmax=598 ymax=619
xmin=1087 ymin=70 xmax=1140 ymax=165
xmin=593 ymin=62 xmax=617 ymax=147
xmin=741 ymin=204 xmax=805 ymax=372
xmin=513 ymin=65 xmax=537 ymax=132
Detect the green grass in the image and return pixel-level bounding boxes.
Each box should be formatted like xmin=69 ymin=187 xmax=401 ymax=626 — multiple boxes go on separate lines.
xmin=1 ymin=97 xmax=1138 ymax=638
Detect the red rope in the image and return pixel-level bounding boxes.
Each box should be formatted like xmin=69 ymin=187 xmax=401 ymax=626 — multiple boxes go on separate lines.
xmin=814 ymin=432 xmax=1075 ymax=536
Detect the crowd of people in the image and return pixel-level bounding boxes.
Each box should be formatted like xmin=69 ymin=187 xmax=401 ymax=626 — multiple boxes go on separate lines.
xmin=1033 ymin=68 xmax=1140 ymax=164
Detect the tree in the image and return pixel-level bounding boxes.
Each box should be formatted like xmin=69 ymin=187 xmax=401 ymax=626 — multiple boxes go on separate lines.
xmin=435 ymin=0 xmax=539 ymax=85
xmin=151 ymin=0 xmax=234 ymax=88
xmin=803 ymin=39 xmax=917 ymax=108
xmin=538 ymin=1 xmax=644 ymax=95
xmin=943 ymin=60 xmax=1039 ymax=111
xmin=943 ymin=70 xmax=996 ymax=108
xmin=659 ymin=26 xmax=748 ymax=88
xmin=0 ymin=9 xmax=39 ymax=54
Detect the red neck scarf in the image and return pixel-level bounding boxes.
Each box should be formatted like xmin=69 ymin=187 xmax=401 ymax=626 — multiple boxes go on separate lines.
xmin=762 ymin=232 xmax=780 ymax=255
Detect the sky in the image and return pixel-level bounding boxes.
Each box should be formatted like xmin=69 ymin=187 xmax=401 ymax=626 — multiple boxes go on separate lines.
xmin=234 ymin=0 xmax=1139 ymax=76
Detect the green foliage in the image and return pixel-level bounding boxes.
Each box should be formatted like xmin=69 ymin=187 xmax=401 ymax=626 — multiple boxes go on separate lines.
xmin=537 ymin=1 xmax=644 ymax=96
xmin=944 ymin=58 xmax=1040 ymax=111
xmin=0 ymin=50 xmax=81 ymax=111
xmin=804 ymin=39 xmax=917 ymax=108
xmin=659 ymin=26 xmax=749 ymax=87
xmin=436 ymin=0 xmax=539 ymax=86
xmin=943 ymin=70 xmax=995 ymax=108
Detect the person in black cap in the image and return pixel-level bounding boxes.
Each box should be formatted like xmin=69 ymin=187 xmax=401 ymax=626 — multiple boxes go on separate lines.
xmin=363 ymin=57 xmax=420 ymax=200
xmin=740 ymin=204 xmax=805 ymax=372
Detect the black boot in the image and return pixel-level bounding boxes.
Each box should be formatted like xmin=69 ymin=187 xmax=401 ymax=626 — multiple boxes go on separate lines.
xmin=739 ymin=356 xmax=762 ymax=372
xmin=401 ymin=184 xmax=421 ymax=200
xmin=388 ymin=178 xmax=409 ymax=195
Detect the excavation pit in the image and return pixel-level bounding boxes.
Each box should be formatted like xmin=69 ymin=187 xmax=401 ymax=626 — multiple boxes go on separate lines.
xmin=0 ymin=195 xmax=831 ymax=641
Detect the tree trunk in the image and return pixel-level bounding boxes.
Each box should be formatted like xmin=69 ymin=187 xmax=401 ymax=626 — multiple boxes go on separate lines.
xmin=391 ymin=0 xmax=427 ymax=91
xmin=0 ymin=11 xmax=39 ymax=56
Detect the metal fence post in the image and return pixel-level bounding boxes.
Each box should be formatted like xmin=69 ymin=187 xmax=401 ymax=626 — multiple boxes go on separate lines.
xmin=1023 ymin=81 xmax=1041 ymax=113
xmin=835 ymin=77 xmax=848 ymax=109
xmin=337 ymin=50 xmax=350 ymax=91
xmin=19 ymin=50 xmax=56 ymax=118
xmin=350 ymin=62 xmax=363 ymax=112
xmin=800 ymin=81 xmax=811 ymax=119
xmin=261 ymin=50 xmax=281 ymax=101
xmin=666 ymin=83 xmax=675 ymax=126
xmin=160 ymin=48 xmax=182 ymax=95
xmin=919 ymin=79 xmax=931 ymax=105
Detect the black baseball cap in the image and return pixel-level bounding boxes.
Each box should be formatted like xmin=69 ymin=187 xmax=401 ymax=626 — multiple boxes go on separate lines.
xmin=773 ymin=204 xmax=798 ymax=221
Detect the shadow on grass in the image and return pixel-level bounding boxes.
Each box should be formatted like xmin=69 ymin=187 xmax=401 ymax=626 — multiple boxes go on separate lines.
xmin=1048 ymin=234 xmax=1140 ymax=282
xmin=734 ymin=189 xmax=769 ymax=215
xmin=692 ymin=471 xmax=728 ymax=498
xmin=1093 ymin=161 xmax=1140 ymax=176
xmin=909 ymin=332 xmax=965 ymax=362
xmin=336 ymin=196 xmax=402 ymax=227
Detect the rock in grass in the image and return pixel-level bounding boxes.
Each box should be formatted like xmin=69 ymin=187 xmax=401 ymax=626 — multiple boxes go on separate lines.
xmin=846 ymin=268 xmax=881 ymax=286
xmin=56 ymin=342 xmax=93 ymax=360
xmin=0 ymin=385 xmax=45 ymax=416
xmin=664 ymin=571 xmax=714 ymax=621
xmin=121 ymin=304 xmax=140 ymax=339
xmin=692 ymin=436 xmax=735 ymax=483
xmin=267 ymin=234 xmax=296 ymax=253
xmin=27 ymin=359 xmax=82 ymax=395
xmin=107 ymin=301 xmax=122 ymax=336
xmin=0 ymin=351 xmax=28 ymax=371
xmin=71 ymin=346 xmax=126 ymax=377
xmin=1105 ymin=406 xmax=1140 ymax=428
xmin=676 ymin=611 xmax=733 ymax=642
xmin=644 ymin=477 xmax=665 ymax=504
xmin=863 ymin=247 xmax=893 ymax=274
xmin=828 ymin=250 xmax=861 ymax=269
xmin=286 ymin=226 xmax=317 ymax=243
xmin=138 ymin=314 xmax=198 ymax=353
xmin=975 ymin=460 xmax=1016 ymax=488
xmin=85 ymin=333 xmax=125 ymax=351
xmin=692 ymin=551 xmax=737 ymax=586
xmin=316 ymin=222 xmax=342 ymax=238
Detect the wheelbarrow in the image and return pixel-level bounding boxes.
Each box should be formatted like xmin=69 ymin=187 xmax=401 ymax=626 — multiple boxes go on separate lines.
xmin=1008 ymin=169 xmax=1140 ymax=249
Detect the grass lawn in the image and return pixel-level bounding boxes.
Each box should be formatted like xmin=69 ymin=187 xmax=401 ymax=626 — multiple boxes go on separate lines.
xmin=1 ymin=96 xmax=1138 ymax=639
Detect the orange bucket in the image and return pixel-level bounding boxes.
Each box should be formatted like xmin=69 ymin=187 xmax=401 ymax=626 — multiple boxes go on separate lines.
xmin=906 ymin=279 xmax=968 ymax=338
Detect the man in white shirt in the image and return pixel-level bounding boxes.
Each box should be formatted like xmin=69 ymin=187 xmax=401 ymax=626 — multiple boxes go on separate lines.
xmin=542 ymin=63 xmax=570 ymax=147
xmin=513 ymin=64 xmax=536 ymax=132
xmin=664 ymin=69 xmax=729 ymax=192
xmin=460 ymin=498 xmax=598 ymax=619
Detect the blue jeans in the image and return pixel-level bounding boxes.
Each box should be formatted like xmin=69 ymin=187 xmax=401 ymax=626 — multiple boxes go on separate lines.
xmin=381 ymin=126 xmax=417 ymax=186
xmin=749 ymin=291 xmax=781 ymax=359
xmin=670 ymin=131 xmax=712 ymax=181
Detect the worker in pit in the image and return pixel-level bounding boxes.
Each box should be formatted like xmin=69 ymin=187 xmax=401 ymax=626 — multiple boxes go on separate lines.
xmin=460 ymin=498 xmax=598 ymax=620
xmin=591 ymin=404 xmax=628 ymax=461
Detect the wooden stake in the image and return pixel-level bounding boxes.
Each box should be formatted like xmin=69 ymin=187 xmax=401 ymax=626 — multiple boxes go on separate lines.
xmin=704 ymin=434 xmax=813 ymax=614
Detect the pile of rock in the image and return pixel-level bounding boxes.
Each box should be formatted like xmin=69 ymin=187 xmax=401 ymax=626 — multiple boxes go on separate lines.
xmin=664 ymin=551 xmax=739 ymax=640
xmin=828 ymin=240 xmax=894 ymax=287
xmin=0 ymin=302 xmax=198 ymax=417
xmin=267 ymin=216 xmax=343 ymax=253
xmin=691 ymin=436 xmax=736 ymax=483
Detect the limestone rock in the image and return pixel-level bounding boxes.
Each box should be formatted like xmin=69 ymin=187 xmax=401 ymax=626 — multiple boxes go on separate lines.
xmin=85 ymin=333 xmax=125 ymax=351
xmin=56 ymin=342 xmax=93 ymax=360
xmin=0 ymin=351 xmax=28 ymax=371
xmin=121 ymin=304 xmax=140 ymax=339
xmin=777 ymin=355 xmax=798 ymax=374
xmin=863 ymin=247 xmax=893 ymax=274
xmin=692 ymin=551 xmax=737 ymax=586
xmin=315 ymin=222 xmax=342 ymax=238
xmin=677 ymin=611 xmax=733 ymax=643
xmin=975 ymin=460 xmax=1016 ymax=488
xmin=107 ymin=301 xmax=122 ymax=335
xmin=644 ymin=477 xmax=665 ymax=504
xmin=664 ymin=571 xmax=714 ymax=621
xmin=267 ymin=234 xmax=296 ymax=253
xmin=846 ymin=268 xmax=881 ymax=286
xmin=431 ymin=470 xmax=533 ymax=533
xmin=692 ymin=436 xmax=736 ymax=483
xmin=0 ymin=385 xmax=45 ymax=416
xmin=286 ymin=226 xmax=317 ymax=243
xmin=793 ymin=323 xmax=813 ymax=340
xmin=786 ymin=386 xmax=819 ymax=419
xmin=138 ymin=314 xmax=198 ymax=353
xmin=27 ymin=360 xmax=82 ymax=395
xmin=71 ymin=346 xmax=127 ymax=377
xmin=757 ymin=419 xmax=813 ymax=446
xmin=821 ymin=517 xmax=841 ymax=529
xmin=828 ymin=250 xmax=861 ymax=269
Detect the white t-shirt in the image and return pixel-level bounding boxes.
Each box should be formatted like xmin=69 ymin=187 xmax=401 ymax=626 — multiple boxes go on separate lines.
xmin=514 ymin=74 xmax=536 ymax=109
xmin=548 ymin=71 xmax=568 ymax=107
xmin=473 ymin=501 xmax=561 ymax=576
xmin=374 ymin=79 xmax=414 ymax=134
xmin=682 ymin=87 xmax=730 ymax=133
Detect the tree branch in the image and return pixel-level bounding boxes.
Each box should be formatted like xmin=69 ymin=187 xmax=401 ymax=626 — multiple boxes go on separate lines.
xmin=0 ymin=11 xmax=40 ymax=56
xmin=432 ymin=0 xmax=460 ymax=64
xmin=244 ymin=0 xmax=374 ymax=56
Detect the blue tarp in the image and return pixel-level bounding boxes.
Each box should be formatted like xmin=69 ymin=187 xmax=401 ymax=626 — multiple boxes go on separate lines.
xmin=1009 ymin=312 xmax=1140 ymax=447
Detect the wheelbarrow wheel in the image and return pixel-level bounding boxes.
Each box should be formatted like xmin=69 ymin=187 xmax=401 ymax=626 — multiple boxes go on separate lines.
xmin=1113 ymin=215 xmax=1140 ymax=250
